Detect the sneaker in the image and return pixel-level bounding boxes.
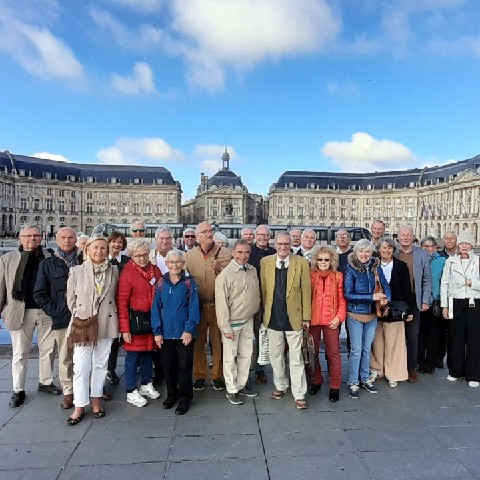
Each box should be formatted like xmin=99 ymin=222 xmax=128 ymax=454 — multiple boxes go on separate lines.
xmin=468 ymin=381 xmax=480 ymax=388
xmin=193 ymin=379 xmax=206 ymax=391
xmin=447 ymin=375 xmax=459 ymax=382
xmin=238 ymin=387 xmax=258 ymax=397
xmin=389 ymin=381 xmax=398 ymax=388
xmin=138 ymin=382 xmax=161 ymax=399
xmin=212 ymin=378 xmax=226 ymax=391
xmin=106 ymin=370 xmax=120 ymax=385
xmin=360 ymin=381 xmax=378 ymax=394
xmin=226 ymin=392 xmax=244 ymax=405
xmin=349 ymin=384 xmax=359 ymax=399
xmin=368 ymin=370 xmax=378 ymax=383
xmin=127 ymin=389 xmax=147 ymax=407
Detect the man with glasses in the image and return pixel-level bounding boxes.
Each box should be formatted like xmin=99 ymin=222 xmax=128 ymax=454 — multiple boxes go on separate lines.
xmin=0 ymin=225 xmax=60 ymax=407
xmin=298 ymin=229 xmax=316 ymax=263
xmin=130 ymin=221 xmax=146 ymax=238
xmin=289 ymin=228 xmax=302 ymax=254
xmin=179 ymin=228 xmax=197 ymax=252
xmin=185 ymin=222 xmax=232 ymax=391
xmin=335 ymin=229 xmax=352 ymax=275
xmin=260 ymin=232 xmax=311 ymax=409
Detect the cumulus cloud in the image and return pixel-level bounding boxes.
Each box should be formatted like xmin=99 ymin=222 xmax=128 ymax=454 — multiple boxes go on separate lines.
xmin=322 ymin=132 xmax=417 ymax=172
xmin=111 ymin=62 xmax=157 ymax=95
xmin=97 ymin=138 xmax=184 ymax=165
xmin=194 ymin=144 xmax=238 ymax=174
xmin=32 ymin=152 xmax=71 ymax=162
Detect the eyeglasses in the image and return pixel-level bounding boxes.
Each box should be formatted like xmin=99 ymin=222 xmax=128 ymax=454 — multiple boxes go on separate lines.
xmin=317 ymin=258 xmax=331 ymax=262
xmin=184 ymin=235 xmax=196 ymax=238
xmin=21 ymin=234 xmax=42 ymax=238
xmin=132 ymin=253 xmax=149 ymax=259
xmin=276 ymin=242 xmax=291 ymax=246
xmin=422 ymin=244 xmax=436 ymax=248
xmin=336 ymin=234 xmax=348 ymax=239
xmin=131 ymin=229 xmax=145 ymax=233
xmin=199 ymin=229 xmax=214 ymax=235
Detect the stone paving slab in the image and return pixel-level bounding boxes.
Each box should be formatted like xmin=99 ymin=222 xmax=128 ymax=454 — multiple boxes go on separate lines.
xmin=59 ymin=463 xmax=167 ymax=480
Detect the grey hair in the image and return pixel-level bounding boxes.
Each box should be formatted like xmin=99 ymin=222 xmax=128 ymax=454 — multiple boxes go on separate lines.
xmin=19 ymin=224 xmax=41 ymax=235
xmin=130 ymin=221 xmax=145 ymax=230
xmin=214 ymin=232 xmax=228 ymax=243
xmin=275 ymin=231 xmax=291 ymax=242
xmin=56 ymin=227 xmax=76 ymax=237
xmin=129 ymin=238 xmax=151 ymax=254
xmin=255 ymin=224 xmax=271 ymax=235
xmin=378 ymin=236 xmax=396 ymax=250
xmin=301 ymin=229 xmax=316 ymax=239
xmin=154 ymin=226 xmax=172 ymax=239
xmin=420 ymin=236 xmax=438 ymax=247
xmin=240 ymin=226 xmax=254 ymax=236
xmin=233 ymin=239 xmax=251 ymax=250
xmin=353 ymin=238 xmax=374 ymax=254
xmin=183 ymin=227 xmax=195 ymax=236
xmin=165 ymin=248 xmax=184 ymax=263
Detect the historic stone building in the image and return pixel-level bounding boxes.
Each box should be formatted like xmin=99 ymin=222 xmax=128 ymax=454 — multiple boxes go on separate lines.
xmin=268 ymin=154 xmax=480 ymax=243
xmin=0 ymin=151 xmax=182 ymax=236
xmin=181 ymin=149 xmax=267 ymax=225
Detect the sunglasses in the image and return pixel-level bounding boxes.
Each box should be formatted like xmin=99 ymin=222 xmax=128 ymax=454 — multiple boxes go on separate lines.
xmin=317 ymin=258 xmax=331 ymax=262
xmin=131 ymin=229 xmax=145 ymax=233
xmin=184 ymin=235 xmax=196 ymax=238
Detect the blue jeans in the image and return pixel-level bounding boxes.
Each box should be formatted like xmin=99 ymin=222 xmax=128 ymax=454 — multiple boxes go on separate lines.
xmin=347 ymin=316 xmax=378 ymax=385
xmin=124 ymin=351 xmax=153 ymax=392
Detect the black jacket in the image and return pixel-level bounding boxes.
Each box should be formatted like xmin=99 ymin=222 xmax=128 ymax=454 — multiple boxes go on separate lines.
xmin=33 ymin=254 xmax=83 ymax=330
xmin=385 ymin=257 xmax=417 ymax=321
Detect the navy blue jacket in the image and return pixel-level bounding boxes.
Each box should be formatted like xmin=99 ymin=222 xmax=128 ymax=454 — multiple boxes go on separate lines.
xmin=344 ymin=254 xmax=391 ymax=315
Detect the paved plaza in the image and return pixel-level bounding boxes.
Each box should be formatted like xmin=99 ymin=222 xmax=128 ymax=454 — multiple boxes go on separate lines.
xmin=0 ymin=345 xmax=480 ymax=480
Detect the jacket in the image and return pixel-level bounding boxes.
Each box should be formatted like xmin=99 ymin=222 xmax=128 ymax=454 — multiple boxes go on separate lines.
xmin=185 ymin=245 xmax=232 ymax=305
xmin=117 ymin=261 xmax=161 ymax=351
xmin=215 ymin=260 xmax=261 ymax=334
xmin=344 ymin=254 xmax=391 ymax=315
xmin=440 ymin=252 xmax=480 ymax=307
xmin=430 ymin=252 xmax=446 ymax=302
xmin=150 ymin=272 xmax=200 ymax=339
xmin=0 ymin=248 xmax=52 ymax=331
xmin=260 ymin=254 xmax=311 ymax=330
xmin=310 ymin=270 xmax=346 ymax=326
xmin=66 ymin=261 xmax=119 ymax=340
xmin=34 ymin=251 xmax=83 ymax=330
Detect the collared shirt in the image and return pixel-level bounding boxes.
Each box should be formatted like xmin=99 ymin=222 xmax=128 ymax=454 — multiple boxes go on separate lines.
xmin=276 ymin=255 xmax=289 ymax=269
xmin=232 ymin=260 xmax=250 ymax=272
xmin=156 ymin=251 xmax=168 ymax=274
xmin=291 ymin=245 xmax=301 ymax=254
xmin=380 ymin=260 xmax=393 ymax=283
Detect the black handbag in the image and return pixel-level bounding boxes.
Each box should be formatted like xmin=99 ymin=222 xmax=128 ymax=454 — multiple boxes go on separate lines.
xmin=302 ymin=329 xmax=316 ymax=369
xmin=129 ymin=309 xmax=152 ymax=335
xmin=389 ymin=300 xmax=409 ymax=321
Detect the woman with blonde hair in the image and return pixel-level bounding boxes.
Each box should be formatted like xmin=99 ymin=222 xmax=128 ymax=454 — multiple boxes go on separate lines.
xmin=309 ymin=246 xmax=346 ymax=402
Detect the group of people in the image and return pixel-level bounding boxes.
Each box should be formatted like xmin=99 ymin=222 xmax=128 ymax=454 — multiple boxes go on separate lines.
xmin=0 ymin=219 xmax=478 ymax=425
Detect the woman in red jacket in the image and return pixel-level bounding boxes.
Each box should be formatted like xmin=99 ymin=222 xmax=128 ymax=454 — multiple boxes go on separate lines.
xmin=309 ymin=246 xmax=346 ymax=402
xmin=117 ymin=239 xmax=162 ymax=407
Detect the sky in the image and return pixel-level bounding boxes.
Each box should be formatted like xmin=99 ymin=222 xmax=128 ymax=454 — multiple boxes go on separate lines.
xmin=1 ymin=0 xmax=480 ymax=200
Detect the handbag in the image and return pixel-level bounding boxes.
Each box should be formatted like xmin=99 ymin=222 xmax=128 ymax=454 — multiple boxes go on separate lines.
xmin=129 ymin=309 xmax=152 ymax=335
xmin=68 ymin=314 xmax=99 ymax=347
xmin=431 ymin=299 xmax=442 ymax=317
xmin=302 ymin=329 xmax=316 ymax=369
xmin=374 ymin=268 xmax=390 ymax=318
xmin=257 ymin=324 xmax=270 ymax=366
xmin=389 ymin=300 xmax=409 ymax=321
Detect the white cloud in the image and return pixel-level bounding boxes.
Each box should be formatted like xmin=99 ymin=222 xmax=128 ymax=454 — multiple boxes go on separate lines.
xmin=201 ymin=159 xmax=223 ymax=174
xmin=107 ymin=0 xmax=164 ymax=13
xmin=111 ymin=62 xmax=158 ymax=95
xmin=322 ymin=132 xmax=417 ymax=172
xmin=97 ymin=138 xmax=184 ymax=165
xmin=32 ymin=152 xmax=70 ymax=162
xmin=194 ymin=144 xmax=238 ymax=174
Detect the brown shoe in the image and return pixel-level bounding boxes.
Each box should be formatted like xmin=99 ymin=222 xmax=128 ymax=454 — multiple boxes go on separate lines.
xmin=255 ymin=371 xmax=268 ymax=384
xmin=61 ymin=394 xmax=74 ymax=409
xmin=407 ymin=371 xmax=418 ymax=383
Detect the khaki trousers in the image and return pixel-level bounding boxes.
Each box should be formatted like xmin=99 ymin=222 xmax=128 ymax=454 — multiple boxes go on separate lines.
xmin=53 ymin=328 xmax=73 ymax=395
xmin=222 ymin=321 xmax=254 ymax=394
xmin=9 ymin=309 xmax=56 ymax=392
xmin=370 ymin=321 xmax=409 ymax=382
xmin=268 ymin=329 xmax=307 ymax=401
xmin=193 ymin=306 xmax=223 ymax=381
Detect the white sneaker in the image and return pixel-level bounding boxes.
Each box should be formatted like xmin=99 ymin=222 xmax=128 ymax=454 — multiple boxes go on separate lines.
xmin=138 ymin=382 xmax=161 ymax=399
xmin=127 ymin=389 xmax=148 ymax=407
xmin=468 ymin=381 xmax=480 ymax=388
xmin=389 ymin=381 xmax=398 ymax=388
xmin=447 ymin=375 xmax=459 ymax=382
xmin=368 ymin=370 xmax=378 ymax=383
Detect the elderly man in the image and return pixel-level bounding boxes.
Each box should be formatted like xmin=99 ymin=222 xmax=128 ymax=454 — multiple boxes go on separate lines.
xmin=215 ymin=240 xmax=261 ymax=404
xmin=185 ymin=221 xmax=232 ymax=391
xmin=297 ymin=229 xmax=316 ymax=262
xmin=394 ymin=225 xmax=432 ymax=383
xmin=0 ymin=225 xmax=60 ymax=407
xmin=371 ymin=220 xmax=386 ymax=246
xmin=335 ymin=229 xmax=352 ymax=274
xmin=149 ymin=226 xmax=173 ymax=274
xmin=34 ymin=227 xmax=83 ymax=409
xmin=289 ymin=228 xmax=302 ymax=254
xmin=440 ymin=231 xmax=457 ymax=258
xmin=240 ymin=227 xmax=255 ymax=245
xmin=260 ymin=231 xmax=311 ymax=409
xmin=130 ymin=221 xmax=146 ymax=238
xmin=179 ymin=227 xmax=197 ymax=252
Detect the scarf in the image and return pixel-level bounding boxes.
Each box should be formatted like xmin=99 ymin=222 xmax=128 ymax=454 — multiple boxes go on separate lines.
xmin=55 ymin=247 xmax=79 ymax=268
xmin=12 ymin=246 xmax=44 ymax=301
xmin=313 ymin=269 xmax=338 ymax=318
xmin=132 ymin=261 xmax=157 ymax=302
xmin=92 ymin=259 xmax=109 ymax=300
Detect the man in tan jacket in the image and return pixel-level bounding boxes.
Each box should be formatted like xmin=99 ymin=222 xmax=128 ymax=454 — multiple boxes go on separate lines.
xmin=215 ymin=240 xmax=261 ymax=405
xmin=185 ymin=222 xmax=232 ymax=391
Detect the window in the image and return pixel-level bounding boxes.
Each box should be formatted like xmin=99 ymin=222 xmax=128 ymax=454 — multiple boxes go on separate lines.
xmin=87 ymin=192 xmax=93 ymax=200
xmin=59 ymin=190 xmax=65 ymax=198
xmin=19 ymin=169 xmax=25 ymax=176
xmin=87 ymin=176 xmax=94 ymax=183
xmin=111 ymin=177 xmax=117 ymax=184
xmin=46 ymin=199 xmax=54 ymax=212
xmin=86 ymin=203 xmax=93 ymax=214
xmin=59 ymin=201 xmax=65 ymax=213
xmin=20 ymin=198 xmax=27 ymax=211
xmin=70 ymin=202 xmax=76 ymax=214
xmin=33 ymin=199 xmax=40 ymax=211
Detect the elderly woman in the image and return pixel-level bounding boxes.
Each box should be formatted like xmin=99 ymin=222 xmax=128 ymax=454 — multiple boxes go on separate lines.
xmin=309 ymin=246 xmax=346 ymax=402
xmin=441 ymin=230 xmax=480 ymax=387
xmin=117 ymin=239 xmax=162 ymax=407
xmin=344 ymin=238 xmax=391 ymax=399
xmin=370 ymin=237 xmax=416 ymax=387
xmin=151 ymin=249 xmax=200 ymax=415
xmin=76 ymin=234 xmax=89 ymax=254
xmin=214 ymin=232 xmax=229 ymax=248
xmin=66 ymin=235 xmax=119 ymax=425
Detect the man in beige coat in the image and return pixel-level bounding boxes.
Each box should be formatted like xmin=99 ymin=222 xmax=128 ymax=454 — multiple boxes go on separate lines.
xmin=215 ymin=240 xmax=261 ymax=405
xmin=0 ymin=225 xmax=60 ymax=407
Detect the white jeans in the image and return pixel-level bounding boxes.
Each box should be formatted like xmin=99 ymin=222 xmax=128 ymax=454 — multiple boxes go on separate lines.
xmin=267 ymin=329 xmax=307 ymax=401
xmin=53 ymin=328 xmax=73 ymax=395
xmin=72 ymin=339 xmax=112 ymax=407
xmin=222 ymin=321 xmax=254 ymax=394
xmin=9 ymin=309 xmax=56 ymax=392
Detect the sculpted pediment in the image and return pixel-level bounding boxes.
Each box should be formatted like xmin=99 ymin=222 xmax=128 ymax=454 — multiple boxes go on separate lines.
xmin=451 ymin=169 xmax=480 ymax=184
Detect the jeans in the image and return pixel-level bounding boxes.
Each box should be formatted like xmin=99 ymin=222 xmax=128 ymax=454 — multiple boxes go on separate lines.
xmin=347 ymin=316 xmax=377 ymax=385
xmin=124 ymin=351 xmax=153 ymax=392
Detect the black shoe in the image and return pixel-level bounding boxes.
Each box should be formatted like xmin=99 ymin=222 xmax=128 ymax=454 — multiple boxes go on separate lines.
xmin=436 ymin=359 xmax=445 ymax=369
xmin=255 ymin=371 xmax=267 ymax=384
xmin=9 ymin=391 xmax=25 ymax=408
xmin=38 ymin=383 xmax=62 ymax=395
xmin=238 ymin=387 xmax=258 ymax=397
xmin=329 ymin=389 xmax=340 ymax=403
xmin=163 ymin=395 xmax=179 ymax=409
xmin=418 ymin=367 xmax=434 ymax=375
xmin=175 ymin=400 xmax=190 ymax=415
xmin=308 ymin=384 xmax=321 ymax=395
xmin=193 ymin=379 xmax=205 ymax=391
xmin=212 ymin=378 xmax=226 ymax=391
xmin=107 ymin=370 xmax=120 ymax=385
xmin=360 ymin=381 xmax=378 ymax=394
xmin=244 ymin=377 xmax=253 ymax=391
xmin=226 ymin=392 xmax=244 ymax=405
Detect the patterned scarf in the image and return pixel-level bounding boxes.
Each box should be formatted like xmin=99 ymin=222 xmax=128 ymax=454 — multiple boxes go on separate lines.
xmin=92 ymin=259 xmax=109 ymax=300
xmin=132 ymin=261 xmax=158 ymax=302
xmin=55 ymin=247 xmax=79 ymax=267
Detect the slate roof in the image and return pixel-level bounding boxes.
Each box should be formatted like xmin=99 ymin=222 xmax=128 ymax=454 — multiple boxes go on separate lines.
xmin=207 ymin=168 xmax=244 ymax=188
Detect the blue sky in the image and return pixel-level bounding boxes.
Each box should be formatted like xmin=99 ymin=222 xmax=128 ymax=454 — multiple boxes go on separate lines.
xmin=1 ymin=0 xmax=479 ymax=200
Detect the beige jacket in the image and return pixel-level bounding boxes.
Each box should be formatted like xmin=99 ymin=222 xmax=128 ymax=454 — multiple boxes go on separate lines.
xmin=185 ymin=245 xmax=232 ymax=305
xmin=0 ymin=248 xmax=52 ymax=331
xmin=215 ymin=261 xmax=261 ymax=334
xmin=66 ymin=261 xmax=119 ymax=340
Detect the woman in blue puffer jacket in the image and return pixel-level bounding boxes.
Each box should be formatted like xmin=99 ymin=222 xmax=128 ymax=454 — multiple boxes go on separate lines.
xmin=344 ymin=239 xmax=391 ymax=400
